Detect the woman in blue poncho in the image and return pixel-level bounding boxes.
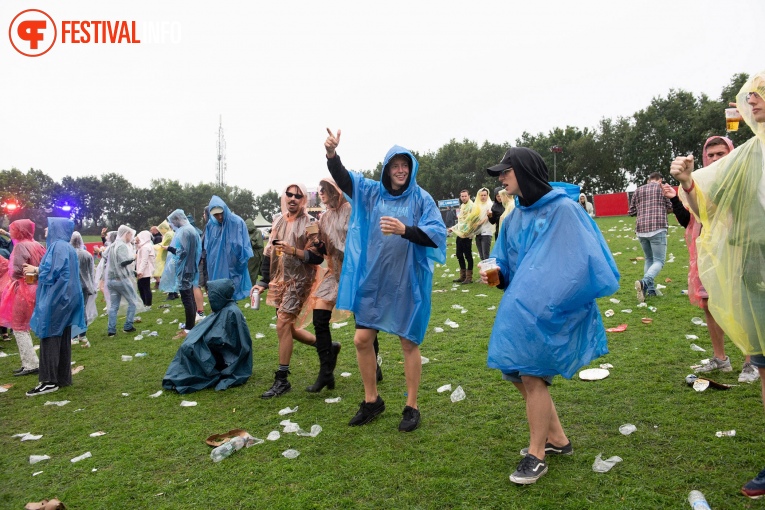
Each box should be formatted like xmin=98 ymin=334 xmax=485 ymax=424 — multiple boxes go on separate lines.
xmin=324 ymin=129 xmax=446 ymax=432
xmin=480 ymin=148 xmax=619 ymax=485
xmin=25 ymin=218 xmax=86 ymax=396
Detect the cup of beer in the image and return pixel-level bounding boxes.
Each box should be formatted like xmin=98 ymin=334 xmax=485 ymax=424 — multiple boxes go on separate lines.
xmin=272 ymin=240 xmax=283 ymax=257
xmin=478 ymin=258 xmax=500 ymax=287
xmin=725 ymin=108 xmax=743 ymax=132
xmin=25 ymin=272 xmax=38 ymax=284
xmin=305 ymin=223 xmax=319 ymax=236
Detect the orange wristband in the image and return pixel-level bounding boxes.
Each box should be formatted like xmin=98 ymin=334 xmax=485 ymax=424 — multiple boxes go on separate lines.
xmin=682 ymin=181 xmax=695 ymax=193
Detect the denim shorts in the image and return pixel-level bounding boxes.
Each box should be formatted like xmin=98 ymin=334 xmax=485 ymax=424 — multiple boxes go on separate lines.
xmin=749 ymin=354 xmax=765 ymax=369
xmin=502 ymin=371 xmax=554 ymax=386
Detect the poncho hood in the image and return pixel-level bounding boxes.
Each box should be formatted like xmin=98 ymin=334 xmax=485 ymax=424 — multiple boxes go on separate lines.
xmin=208 ymin=278 xmax=235 ymax=312
xmin=9 ymin=219 xmax=35 ymax=241
xmin=168 ymin=209 xmax=189 ymax=230
xmin=47 ymin=218 xmax=74 ymax=245
xmin=702 ymin=136 xmax=735 ymax=167
xmin=381 ymin=146 xmax=417 ymax=198
xmin=70 ymin=231 xmax=84 ymax=250
xmin=208 ymin=195 xmax=231 ymax=224
xmin=503 ymin=148 xmax=553 ymax=207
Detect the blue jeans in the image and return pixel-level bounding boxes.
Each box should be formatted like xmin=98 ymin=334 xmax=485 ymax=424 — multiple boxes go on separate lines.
xmin=639 ymin=231 xmax=667 ymax=293
xmin=107 ymin=280 xmax=138 ymax=334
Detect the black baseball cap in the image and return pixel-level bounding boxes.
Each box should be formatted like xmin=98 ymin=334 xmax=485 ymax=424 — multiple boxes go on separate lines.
xmin=487 ymin=150 xmax=513 ymax=176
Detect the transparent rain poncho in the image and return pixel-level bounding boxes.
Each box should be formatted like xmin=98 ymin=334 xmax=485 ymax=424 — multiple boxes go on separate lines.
xmin=152 ymin=221 xmax=173 ymax=279
xmin=107 ymin=226 xmax=137 ymax=285
xmin=0 ymin=220 xmax=46 ymax=330
xmin=204 ymin=196 xmax=253 ymax=301
xmin=30 ymin=218 xmax=85 ymax=339
xmin=134 ymin=230 xmax=156 ymax=280
xmin=264 ymin=183 xmax=320 ymax=316
xmin=313 ymin=178 xmax=351 ymax=303
xmin=680 ymin=71 xmax=765 ymax=354
xmin=166 ymin=209 xmax=201 ymax=291
xmin=70 ymin=231 xmax=97 ymax=325
xmin=95 ymin=230 xmax=117 ymax=309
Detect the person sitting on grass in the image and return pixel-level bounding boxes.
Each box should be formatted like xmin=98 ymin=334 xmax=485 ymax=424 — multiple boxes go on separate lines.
xmin=482 ymin=148 xmax=619 ymax=485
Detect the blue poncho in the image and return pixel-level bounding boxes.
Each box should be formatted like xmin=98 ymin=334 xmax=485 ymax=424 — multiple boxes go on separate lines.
xmin=166 ymin=209 xmax=201 ymax=291
xmin=203 ymin=196 xmax=253 ymax=301
xmin=30 ymin=218 xmax=86 ymax=339
xmin=162 ymin=279 xmax=253 ymax=394
xmin=337 ymin=146 xmax=446 ymax=344
xmin=487 ymin=188 xmax=620 ymax=378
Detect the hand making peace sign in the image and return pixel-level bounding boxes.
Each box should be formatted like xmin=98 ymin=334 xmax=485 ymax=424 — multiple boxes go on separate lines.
xmin=325 ymin=128 xmax=341 ymax=158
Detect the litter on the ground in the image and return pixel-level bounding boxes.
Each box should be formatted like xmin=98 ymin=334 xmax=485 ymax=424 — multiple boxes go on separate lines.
xmin=686 ymin=334 xmax=699 ymax=340
xmin=690 ymin=344 xmax=706 ymax=352
xmin=156 ymin=319 xmax=163 ymax=324
xmin=475 ymin=294 xmax=487 ymax=297
xmin=648 ymin=306 xmax=657 ymax=312
xmin=641 ymin=318 xmax=653 ymax=324
xmin=135 ymin=353 xmax=148 ymax=358
xmin=44 ymin=400 xmax=70 ymax=407
xmin=487 ymin=305 xmax=496 ymax=310
xmin=324 ymin=397 xmax=341 ymax=403
xmin=121 ymin=393 xmax=129 ymax=397
xmin=621 ymin=309 xmax=632 ymax=314
xmin=604 ymin=309 xmax=614 ymax=317
xmin=619 ymin=424 xmax=637 ymax=435
xmin=592 ymin=453 xmax=622 ymax=473
xmin=340 ymin=372 xmax=352 ymax=377
xmin=605 ymin=324 xmax=628 ymax=333
xmin=163 ymin=309 xmax=170 ymax=314
xmin=13 ymin=433 xmax=43 ymax=441
xmin=451 ymin=304 xmax=464 ymax=310
xmin=89 ymin=431 xmax=106 ymax=437
xmin=609 ymin=298 xmax=620 ymax=304
xmin=269 ymin=324 xmax=277 ymax=329
xmin=637 ymin=302 xmax=647 ymax=308
xmin=579 ymin=368 xmax=610 ymax=381
xmin=255 ymin=333 xmax=265 ymax=339
xmin=180 ymin=400 xmax=197 ymax=407
xmin=32 ymin=471 xmax=43 ymax=476
xmin=599 ymin=363 xmax=614 ymax=369
xmin=433 ymin=327 xmax=444 ymax=333
xmin=421 ymin=356 xmax=430 ymax=364
xmin=331 ymin=322 xmax=348 ymax=329
xmin=29 ymin=455 xmax=50 ymax=464
xmin=715 ymin=430 xmax=736 ymax=437
xmin=133 ymin=335 xmax=143 ymax=341
xmin=281 ymin=420 xmax=300 ymax=433
xmin=444 ymin=319 xmax=459 ymax=328
xmin=282 ymin=449 xmax=300 ymax=459
xmin=450 ymin=385 xmax=465 ymax=402
xmin=437 ymin=384 xmax=452 ymax=393
xmin=278 ymin=406 xmax=298 ymax=416
xmin=149 ymin=391 xmax=162 ymax=398
xmin=70 ymin=451 xmax=92 ymax=463
xmin=296 ymin=425 xmax=322 ymax=437
xmin=266 ymin=431 xmax=280 ymax=441
xmin=121 ymin=355 xmax=133 ymax=362
xmin=691 ymin=317 xmax=707 ymax=326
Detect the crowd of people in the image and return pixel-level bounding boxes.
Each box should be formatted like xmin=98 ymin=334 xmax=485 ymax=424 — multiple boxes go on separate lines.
xmin=2 ymin=70 xmax=764 ymax=497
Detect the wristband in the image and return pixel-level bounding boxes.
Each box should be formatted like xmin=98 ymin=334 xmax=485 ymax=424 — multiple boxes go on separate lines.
xmin=682 ymin=181 xmax=695 ymax=193
xmin=292 ymin=247 xmax=297 ymax=256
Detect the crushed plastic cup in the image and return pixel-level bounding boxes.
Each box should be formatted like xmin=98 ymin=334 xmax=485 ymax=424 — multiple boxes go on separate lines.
xmin=282 ymin=449 xmax=300 ymax=459
xmin=269 ymin=323 xmax=277 ymax=329
xmin=296 ymin=425 xmax=322 ymax=437
xmin=637 ymin=302 xmax=647 ymax=308
xmin=686 ymin=334 xmax=699 ymax=340
xmin=89 ymin=431 xmax=107 ymax=437
xmin=180 ymin=400 xmax=197 ymax=407
xmin=451 ymin=304 xmax=464 ymax=310
xmin=141 ymin=330 xmax=151 ymax=335
xmin=648 ymin=306 xmax=657 ymax=313
xmin=133 ymin=335 xmax=144 ymax=341
xmin=278 ymin=406 xmax=299 ymax=416
xmin=421 ymin=356 xmax=430 ymax=364
xmin=621 ymin=309 xmax=632 ymax=314
xmin=599 ymin=363 xmax=614 ymax=369
xmin=32 ymin=471 xmax=44 ymax=476
xmin=377 ymin=355 xmax=383 ymax=366
xmin=332 ymin=322 xmax=348 ymax=329
xmin=604 ymin=309 xmax=614 ymax=317
xmin=609 ymin=298 xmax=620 ymax=304
xmin=437 ymin=384 xmax=452 ymax=393
xmin=444 ymin=319 xmax=459 ymax=329
xmin=170 ymin=319 xmax=178 ymax=324
xmin=690 ymin=344 xmax=706 ymax=352
xmin=324 ymin=397 xmax=341 ymax=403
xmin=13 ymin=433 xmax=43 ymax=441
xmin=450 ymin=385 xmax=465 ymax=403
xmin=266 ymin=431 xmax=280 ymax=441
xmin=149 ymin=390 xmax=162 ymax=398
xmin=44 ymin=400 xmax=70 ymax=407
xmin=70 ymin=451 xmax=92 ymax=463
xmin=693 ymin=379 xmax=710 ymax=392
xmin=715 ymin=430 xmax=736 ymax=437
xmin=340 ymin=372 xmax=352 ymax=377
xmin=619 ymin=424 xmax=637 ymax=435
xmin=149 ymin=331 xmax=159 ymax=337
xmin=592 ymin=453 xmax=622 ymax=473
xmin=691 ymin=317 xmax=705 ymax=326
xmin=487 ymin=306 xmax=496 ymax=311
xmin=121 ymin=355 xmax=133 ymax=362
xmin=433 ymin=327 xmax=444 ymax=333
xmin=156 ymin=319 xmax=163 ymax=324
xmin=281 ymin=420 xmax=300 ymax=433
xmin=255 ymin=333 xmax=265 ymax=339
xmin=163 ymin=309 xmax=170 ymax=314
xmin=29 ymin=455 xmax=50 ymax=464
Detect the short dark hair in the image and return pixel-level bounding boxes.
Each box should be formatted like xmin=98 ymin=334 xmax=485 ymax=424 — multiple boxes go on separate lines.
xmin=460 ymin=189 xmax=469 ymax=195
xmin=706 ymin=137 xmax=728 ymax=149
xmin=648 ymin=172 xmax=663 ymax=181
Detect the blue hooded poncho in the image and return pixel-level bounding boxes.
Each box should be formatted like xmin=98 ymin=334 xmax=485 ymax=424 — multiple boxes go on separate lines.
xmin=203 ymin=196 xmax=253 ymax=301
xmin=165 ymin=209 xmax=201 ymax=291
xmin=30 ymin=218 xmax=86 ymax=339
xmin=162 ymin=279 xmax=253 ymax=394
xmin=337 ymin=146 xmax=446 ymax=344
xmin=487 ymin=172 xmax=619 ymax=378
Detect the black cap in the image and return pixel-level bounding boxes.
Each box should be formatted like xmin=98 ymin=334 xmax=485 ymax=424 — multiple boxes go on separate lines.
xmin=487 ymin=150 xmax=513 ymax=176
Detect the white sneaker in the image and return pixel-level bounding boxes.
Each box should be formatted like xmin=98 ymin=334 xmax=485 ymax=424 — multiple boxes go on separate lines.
xmin=695 ymin=356 xmax=732 ymax=373
xmin=739 ymin=362 xmax=761 ymax=383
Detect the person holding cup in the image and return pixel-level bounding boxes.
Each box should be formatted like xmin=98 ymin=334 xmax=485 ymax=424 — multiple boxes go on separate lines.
xmin=324 ymin=128 xmax=446 ymax=432
xmin=481 ymin=148 xmax=619 ymax=484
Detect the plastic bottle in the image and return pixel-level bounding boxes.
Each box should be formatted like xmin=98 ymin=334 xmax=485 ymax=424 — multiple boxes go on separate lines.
xmin=688 ymin=490 xmax=711 ymax=510
xmin=210 ymin=436 xmax=245 ymax=462
xmin=251 ymin=289 xmax=260 ymax=310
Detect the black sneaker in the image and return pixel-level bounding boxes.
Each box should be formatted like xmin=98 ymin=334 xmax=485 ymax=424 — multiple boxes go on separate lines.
xmin=14 ymin=367 xmax=39 ymax=377
xmin=107 ymin=332 xmax=116 ymax=337
xmin=123 ymin=327 xmax=137 ymax=333
xmin=510 ymin=454 xmax=548 ymax=485
xmin=12 ymin=366 xmax=25 ymax=375
xmin=349 ymin=395 xmax=385 ymax=426
xmin=742 ymin=467 xmax=765 ymax=499
xmin=26 ymin=382 xmax=59 ymax=397
xmin=399 ymin=405 xmax=420 ymax=432
xmin=519 ymin=441 xmax=573 ymax=456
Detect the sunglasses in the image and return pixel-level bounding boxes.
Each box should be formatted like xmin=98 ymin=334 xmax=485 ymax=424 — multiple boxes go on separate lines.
xmin=318 ymin=188 xmax=326 ymax=194
xmin=285 ymin=191 xmax=304 ymax=199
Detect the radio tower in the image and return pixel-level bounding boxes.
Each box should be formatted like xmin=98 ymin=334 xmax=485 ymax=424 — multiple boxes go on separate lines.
xmin=216 ymin=115 xmax=227 ymax=187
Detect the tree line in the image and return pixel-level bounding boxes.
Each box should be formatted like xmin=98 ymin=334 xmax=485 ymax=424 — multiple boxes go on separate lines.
xmin=1 ymin=72 xmax=751 ymax=235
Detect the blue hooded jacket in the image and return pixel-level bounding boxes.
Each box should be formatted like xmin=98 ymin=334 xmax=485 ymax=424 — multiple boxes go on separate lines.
xmin=203 ymin=196 xmax=253 ymax=300
xmin=30 ymin=218 xmax=86 ymax=338
xmin=166 ymin=209 xmax=202 ymax=291
xmin=337 ymin=145 xmax=446 ymax=344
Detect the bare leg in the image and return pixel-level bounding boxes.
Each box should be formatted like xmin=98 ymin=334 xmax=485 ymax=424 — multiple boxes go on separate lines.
xmin=193 ymin=286 xmax=203 ymax=311
xmin=354 ymin=328 xmax=378 ymax=402
xmin=292 ymin=326 xmax=316 ymax=346
xmin=276 ymin=320 xmax=295 ymax=366
xmin=400 ymin=337 xmax=421 ymax=409
xmin=518 ymin=376 xmax=568 ymax=460
xmin=759 ymin=367 xmax=765 ymax=413
xmin=702 ymin=300 xmax=726 ymax=360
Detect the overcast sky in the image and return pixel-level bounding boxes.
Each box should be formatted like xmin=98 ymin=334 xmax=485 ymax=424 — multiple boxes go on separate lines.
xmin=1 ymin=0 xmax=762 ymax=198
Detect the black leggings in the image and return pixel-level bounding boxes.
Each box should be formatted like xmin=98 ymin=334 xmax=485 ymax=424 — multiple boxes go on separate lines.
xmin=180 ymin=288 xmax=196 ymax=330
xmin=455 ymin=236 xmax=473 ymax=270
xmin=137 ymin=277 xmax=153 ymax=306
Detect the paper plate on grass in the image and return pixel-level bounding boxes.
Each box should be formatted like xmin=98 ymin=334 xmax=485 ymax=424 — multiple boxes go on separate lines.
xmin=578 ymin=368 xmax=610 ymax=381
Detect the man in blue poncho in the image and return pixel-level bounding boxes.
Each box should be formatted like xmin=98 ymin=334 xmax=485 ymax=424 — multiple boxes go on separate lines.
xmin=203 ymin=196 xmax=253 ymax=301
xmin=165 ymin=209 xmax=202 ymax=340
xmin=481 ymin=148 xmax=619 ymax=484
xmin=324 ymin=128 xmax=446 ymax=432
xmin=25 ymin=218 xmax=86 ymax=396
xmin=162 ymin=279 xmax=253 ymax=394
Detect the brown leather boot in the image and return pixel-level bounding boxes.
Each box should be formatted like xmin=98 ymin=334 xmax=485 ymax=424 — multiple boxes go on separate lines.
xmin=462 ymin=270 xmax=474 ymax=284
xmin=452 ymin=269 xmax=466 ymax=283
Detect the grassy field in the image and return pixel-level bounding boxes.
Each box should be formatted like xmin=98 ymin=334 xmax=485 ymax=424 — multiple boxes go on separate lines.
xmin=2 ymin=217 xmax=763 ymax=509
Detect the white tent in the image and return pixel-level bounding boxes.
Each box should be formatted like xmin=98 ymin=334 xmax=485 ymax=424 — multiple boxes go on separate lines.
xmin=251 ymin=212 xmax=271 ymax=228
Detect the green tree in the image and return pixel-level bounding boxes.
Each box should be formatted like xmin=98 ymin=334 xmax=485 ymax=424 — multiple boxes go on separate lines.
xmin=254 ymin=190 xmax=280 ymax=222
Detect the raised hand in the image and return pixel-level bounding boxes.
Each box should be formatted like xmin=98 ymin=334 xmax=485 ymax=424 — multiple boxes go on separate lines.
xmin=670 ymin=155 xmax=694 ymax=188
xmin=325 ymin=128 xmax=341 ymax=158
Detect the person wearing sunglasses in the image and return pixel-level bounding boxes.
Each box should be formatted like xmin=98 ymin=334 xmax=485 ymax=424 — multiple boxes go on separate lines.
xmin=203 ymin=195 xmax=253 ymax=302
xmin=672 ymin=71 xmax=765 ymax=499
xmin=253 ymin=183 xmax=325 ymax=399
xmin=324 ymin=128 xmax=447 ymax=432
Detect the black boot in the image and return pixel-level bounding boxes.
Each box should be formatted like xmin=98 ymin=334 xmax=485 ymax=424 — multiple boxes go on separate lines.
xmin=307 ymin=309 xmax=336 ymax=393
xmin=261 ymin=370 xmax=291 ymax=399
